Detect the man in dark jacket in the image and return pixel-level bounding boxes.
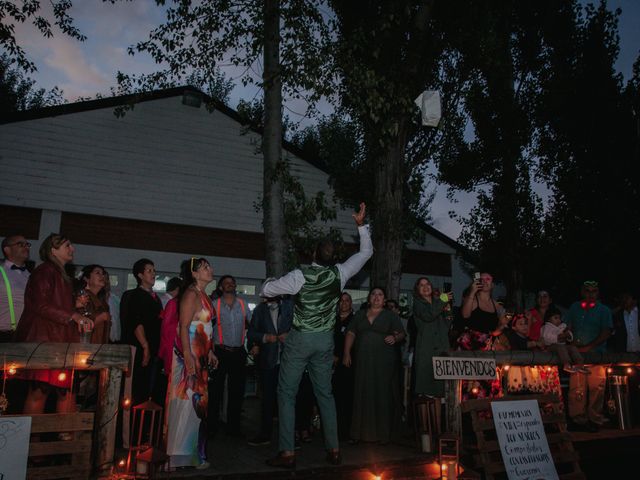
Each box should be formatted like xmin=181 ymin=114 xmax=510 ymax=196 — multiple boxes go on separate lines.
xmin=247 ymin=296 xmax=293 ymax=446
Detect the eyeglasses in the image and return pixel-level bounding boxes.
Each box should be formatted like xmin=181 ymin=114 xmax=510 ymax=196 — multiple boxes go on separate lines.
xmin=7 ymin=241 xmax=31 ymax=248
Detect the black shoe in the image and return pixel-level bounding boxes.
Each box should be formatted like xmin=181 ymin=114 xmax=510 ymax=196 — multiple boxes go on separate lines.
xmin=266 ymin=453 xmax=296 ymax=469
xmin=325 ymin=450 xmax=342 ymax=465
xmin=248 ymin=435 xmax=271 ymax=446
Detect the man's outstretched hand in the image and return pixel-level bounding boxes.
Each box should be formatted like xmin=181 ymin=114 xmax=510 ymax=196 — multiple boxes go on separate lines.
xmin=352 ymin=202 xmax=366 ymax=226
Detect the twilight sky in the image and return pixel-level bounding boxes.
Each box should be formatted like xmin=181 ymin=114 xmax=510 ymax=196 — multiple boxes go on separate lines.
xmin=10 ymin=0 xmax=640 ymax=239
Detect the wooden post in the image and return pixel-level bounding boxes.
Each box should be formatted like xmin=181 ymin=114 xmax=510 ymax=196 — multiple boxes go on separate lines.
xmin=445 ymin=378 xmax=462 ymax=434
xmin=95 ymin=366 xmax=123 ymax=477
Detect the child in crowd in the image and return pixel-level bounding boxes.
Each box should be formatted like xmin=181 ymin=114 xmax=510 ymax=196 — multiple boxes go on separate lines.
xmin=540 ymin=306 xmax=590 ymax=374
xmin=503 ymin=314 xmax=541 ymax=350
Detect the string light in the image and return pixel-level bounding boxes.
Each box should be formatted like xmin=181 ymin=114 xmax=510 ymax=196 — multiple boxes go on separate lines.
xmin=471 ymin=387 xmax=479 ymax=395
xmin=58 ymin=371 xmax=67 ymax=382
xmin=503 ymin=365 xmax=510 ymax=372
xmin=122 ymin=398 xmax=131 ymax=409
xmin=627 ymin=367 xmax=634 ymax=375
xmin=8 ymin=366 xmax=17 ymax=375
xmin=607 ymin=367 xmax=613 ymax=374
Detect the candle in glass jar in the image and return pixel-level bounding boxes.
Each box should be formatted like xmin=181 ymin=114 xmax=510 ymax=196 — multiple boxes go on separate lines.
xmin=446 ymin=460 xmax=458 ymax=480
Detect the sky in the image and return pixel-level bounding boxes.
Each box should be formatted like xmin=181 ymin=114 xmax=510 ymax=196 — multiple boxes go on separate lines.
xmin=9 ymin=0 xmax=640 ymax=240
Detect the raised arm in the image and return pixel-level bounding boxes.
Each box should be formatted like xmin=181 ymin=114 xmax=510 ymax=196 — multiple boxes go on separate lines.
xmin=337 ymin=203 xmax=373 ymax=289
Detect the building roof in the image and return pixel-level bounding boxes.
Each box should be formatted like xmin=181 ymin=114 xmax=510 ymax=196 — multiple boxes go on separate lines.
xmin=1 ymin=85 xmax=468 ymax=256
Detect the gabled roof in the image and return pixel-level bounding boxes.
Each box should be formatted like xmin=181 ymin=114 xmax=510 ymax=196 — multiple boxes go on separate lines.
xmin=1 ymin=85 xmax=468 ymax=257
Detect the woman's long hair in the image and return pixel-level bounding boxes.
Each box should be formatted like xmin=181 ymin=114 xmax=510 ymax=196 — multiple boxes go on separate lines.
xmin=39 ymin=233 xmax=71 ymax=282
xmin=178 ymin=257 xmax=208 ymax=299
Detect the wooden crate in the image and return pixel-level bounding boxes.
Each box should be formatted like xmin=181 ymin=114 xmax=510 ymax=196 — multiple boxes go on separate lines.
xmin=460 ymin=393 xmax=585 ymax=480
xmin=21 ymin=412 xmax=94 ymax=480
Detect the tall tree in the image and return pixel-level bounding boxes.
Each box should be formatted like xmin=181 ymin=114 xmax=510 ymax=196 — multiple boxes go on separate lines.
xmin=0 ymin=53 xmax=64 ymax=116
xmin=330 ymin=0 xmax=468 ymax=299
xmin=534 ymin=1 xmax=639 ymax=303
xmin=118 ymin=0 xmax=333 ymax=277
xmin=439 ymin=1 xmax=549 ymax=306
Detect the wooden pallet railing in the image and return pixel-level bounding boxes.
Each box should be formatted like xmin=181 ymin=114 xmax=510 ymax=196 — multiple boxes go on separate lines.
xmin=0 ymin=342 xmax=131 ymax=478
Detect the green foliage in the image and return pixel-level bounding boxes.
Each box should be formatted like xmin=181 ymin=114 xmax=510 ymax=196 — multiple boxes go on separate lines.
xmin=253 ymin=157 xmax=341 ymax=271
xmin=116 ymin=0 xmax=333 ymax=109
xmin=0 ymin=54 xmax=64 ymax=115
xmin=185 ymin=68 xmax=234 ymax=106
xmin=0 ymin=0 xmax=86 ymax=73
xmin=532 ymin=2 xmax=639 ymax=304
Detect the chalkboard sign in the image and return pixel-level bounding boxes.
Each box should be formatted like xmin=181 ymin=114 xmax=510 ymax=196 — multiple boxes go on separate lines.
xmin=491 ymin=400 xmax=559 ymax=480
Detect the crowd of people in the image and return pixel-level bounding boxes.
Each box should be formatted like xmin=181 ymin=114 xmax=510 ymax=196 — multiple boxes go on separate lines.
xmin=1 ymin=206 xmax=639 ymax=470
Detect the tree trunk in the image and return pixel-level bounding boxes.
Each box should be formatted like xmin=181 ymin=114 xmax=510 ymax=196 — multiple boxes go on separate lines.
xmin=370 ymin=120 xmax=407 ymax=301
xmin=262 ymin=0 xmax=286 ymax=277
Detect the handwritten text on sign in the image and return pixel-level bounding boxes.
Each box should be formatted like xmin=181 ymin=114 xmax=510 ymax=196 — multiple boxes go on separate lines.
xmin=491 ymin=400 xmax=559 ymax=480
xmin=432 ymin=356 xmax=497 ymax=380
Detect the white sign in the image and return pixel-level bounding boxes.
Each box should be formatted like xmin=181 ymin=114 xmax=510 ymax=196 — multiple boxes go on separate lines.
xmin=0 ymin=416 xmax=32 ymax=480
xmin=432 ymin=356 xmax=497 ymax=380
xmin=491 ymin=400 xmax=559 ymax=480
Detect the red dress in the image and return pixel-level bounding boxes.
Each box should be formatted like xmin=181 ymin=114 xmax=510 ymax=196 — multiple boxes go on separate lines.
xmin=14 ymin=261 xmax=79 ymax=387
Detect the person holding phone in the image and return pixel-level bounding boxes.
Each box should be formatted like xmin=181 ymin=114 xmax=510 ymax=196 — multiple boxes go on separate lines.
xmin=457 ymin=272 xmax=507 ymax=399
xmin=460 ymin=272 xmax=507 ymax=341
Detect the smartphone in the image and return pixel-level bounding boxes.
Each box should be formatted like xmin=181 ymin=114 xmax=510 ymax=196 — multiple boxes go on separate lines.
xmin=474 ymin=272 xmax=480 ymax=281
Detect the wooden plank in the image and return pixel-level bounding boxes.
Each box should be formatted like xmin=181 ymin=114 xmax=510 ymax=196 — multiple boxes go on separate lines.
xmin=29 ymin=439 xmax=92 ymax=456
xmin=95 ymin=367 xmax=123 ymax=477
xmin=0 ymin=343 xmax=130 ymax=371
xmin=444 ymin=350 xmax=640 ymax=367
xmin=26 ymin=465 xmax=91 ymax=480
xmin=26 ymin=413 xmax=94 ymax=433
xmin=461 ymin=393 xmax=561 ymax=412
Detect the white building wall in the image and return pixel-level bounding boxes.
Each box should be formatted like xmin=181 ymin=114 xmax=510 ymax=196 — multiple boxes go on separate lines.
xmin=1 ymin=92 xmax=466 ymax=300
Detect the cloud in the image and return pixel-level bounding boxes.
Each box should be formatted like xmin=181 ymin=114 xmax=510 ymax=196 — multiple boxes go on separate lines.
xmin=41 ymin=36 xmax=111 ymax=96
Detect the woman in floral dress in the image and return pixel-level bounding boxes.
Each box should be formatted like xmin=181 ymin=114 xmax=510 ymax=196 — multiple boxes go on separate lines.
xmin=166 ymin=258 xmax=218 ymax=469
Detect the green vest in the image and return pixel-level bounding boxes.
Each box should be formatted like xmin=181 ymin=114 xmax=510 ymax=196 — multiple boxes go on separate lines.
xmin=293 ymin=265 xmax=341 ymax=332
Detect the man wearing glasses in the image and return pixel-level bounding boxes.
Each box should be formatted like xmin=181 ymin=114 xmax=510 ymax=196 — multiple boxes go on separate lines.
xmin=0 ymin=235 xmax=31 ymax=342
xmin=565 ymin=280 xmax=612 ymax=432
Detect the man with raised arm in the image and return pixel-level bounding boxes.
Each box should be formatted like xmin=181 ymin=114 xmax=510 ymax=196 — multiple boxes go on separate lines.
xmin=263 ymin=203 xmax=372 ymax=469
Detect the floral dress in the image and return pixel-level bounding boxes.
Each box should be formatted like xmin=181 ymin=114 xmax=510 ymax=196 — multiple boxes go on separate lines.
xmin=166 ymin=289 xmax=215 ymax=468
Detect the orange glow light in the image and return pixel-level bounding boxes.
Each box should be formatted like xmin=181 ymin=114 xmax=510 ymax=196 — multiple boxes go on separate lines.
xmin=546 ymin=366 xmax=552 ymax=372
xmin=503 ymin=365 xmax=510 ymax=371
xmin=122 ymin=398 xmax=131 ymax=409
xmin=7 ymin=366 xmax=17 ymax=375
xmin=118 ymin=459 xmax=126 ymax=467
xmin=627 ymin=368 xmax=634 ymax=375
xmin=57 ymin=372 xmax=67 ymax=382
xmin=471 ymin=387 xmax=479 ymax=395
xmin=607 ymin=367 xmax=613 ymax=374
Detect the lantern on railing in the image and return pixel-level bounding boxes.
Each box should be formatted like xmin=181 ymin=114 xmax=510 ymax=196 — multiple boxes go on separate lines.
xmin=439 ymin=433 xmax=460 ymax=480
xmin=126 ymin=399 xmax=167 ymax=477
xmin=135 ymin=446 xmax=170 ymax=479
